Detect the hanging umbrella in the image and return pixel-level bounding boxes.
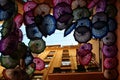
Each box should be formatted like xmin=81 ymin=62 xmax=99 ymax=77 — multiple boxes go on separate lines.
xmin=92 ymin=21 xmax=108 ymax=39
xmin=104 ymin=57 xmax=118 ymax=69
xmin=28 ymin=39 xmax=46 ymax=54
xmin=78 ymin=50 xmax=92 ymax=66
xmin=56 ymin=21 xmax=67 ymax=30
xmin=26 ymin=63 xmax=35 ymax=76
xmin=13 ymin=13 xmax=23 ymax=29
xmin=104 ymin=69 xmax=118 ymax=80
xmin=1 ymin=55 xmax=19 ymax=69
xmin=87 ymin=0 xmax=100 ymax=9
xmin=26 ymin=23 xmax=43 ymax=39
xmin=53 ymin=2 xmax=72 ymax=20
xmin=96 ymin=0 xmax=106 ymax=13
xmin=102 ymin=45 xmax=118 ymax=58
xmin=23 ymin=1 xmax=37 ymax=12
xmin=76 ymin=18 xmax=92 ymax=28
xmin=34 ymin=3 xmax=50 ymax=17
xmin=57 ymin=13 xmax=73 ymax=24
xmin=107 ymin=18 xmax=117 ymax=31
xmin=0 ymin=32 xmax=19 ymax=55
xmin=0 ymin=0 xmax=7 ymax=6
xmin=73 ymin=7 xmax=91 ymax=21
xmin=0 ymin=0 xmax=16 ymax=21
xmin=42 ymin=14 xmax=57 ymax=36
xmin=9 ymin=42 xmax=27 ymax=60
xmin=2 ymin=69 xmax=14 ymax=80
xmin=33 ymin=57 xmax=45 ymax=71
xmin=106 ymin=0 xmax=117 ymax=5
xmin=24 ymin=48 xmax=34 ymax=66
xmin=74 ymin=26 xmax=91 ymax=43
xmin=105 ymin=5 xmax=117 ymax=18
xmin=1 ymin=17 xmax=13 ymax=37
xmin=102 ymin=32 xmax=116 ymax=46
xmin=78 ymin=43 xmax=93 ymax=51
xmin=92 ymin=12 xmax=107 ymax=23
xmin=23 ymin=10 xmax=35 ymax=26
xmin=64 ymin=22 xmax=77 ymax=37
xmin=53 ymin=0 xmax=72 ymax=6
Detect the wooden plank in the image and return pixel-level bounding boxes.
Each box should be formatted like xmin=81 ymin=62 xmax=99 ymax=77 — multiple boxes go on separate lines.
xmin=48 ymin=72 xmax=107 ymax=80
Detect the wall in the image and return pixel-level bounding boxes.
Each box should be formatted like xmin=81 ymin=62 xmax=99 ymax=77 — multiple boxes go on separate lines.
xmin=116 ymin=1 xmax=120 ymax=80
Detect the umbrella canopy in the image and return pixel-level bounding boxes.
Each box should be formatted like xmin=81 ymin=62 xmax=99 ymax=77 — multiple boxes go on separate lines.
xmin=53 ymin=2 xmax=72 ymax=20
xmin=74 ymin=26 xmax=91 ymax=43
xmin=33 ymin=57 xmax=45 ymax=71
xmin=102 ymin=45 xmax=118 ymax=58
xmin=28 ymin=39 xmax=46 ymax=54
xmin=102 ymin=32 xmax=116 ymax=46
xmin=26 ymin=23 xmax=43 ymax=39
xmin=105 ymin=5 xmax=117 ymax=18
xmin=34 ymin=3 xmax=51 ymax=17
xmin=73 ymin=7 xmax=91 ymax=21
xmin=92 ymin=21 xmax=108 ymax=39
xmin=104 ymin=57 xmax=118 ymax=69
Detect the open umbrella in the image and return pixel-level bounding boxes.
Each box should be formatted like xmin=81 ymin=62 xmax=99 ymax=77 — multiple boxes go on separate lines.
xmin=92 ymin=12 xmax=107 ymax=23
xmin=105 ymin=5 xmax=117 ymax=18
xmin=53 ymin=0 xmax=72 ymax=6
xmin=74 ymin=26 xmax=91 ymax=43
xmin=34 ymin=3 xmax=50 ymax=17
xmin=102 ymin=45 xmax=118 ymax=58
xmin=33 ymin=57 xmax=45 ymax=71
xmin=28 ymin=39 xmax=46 ymax=54
xmin=92 ymin=21 xmax=108 ymax=39
xmin=104 ymin=57 xmax=118 ymax=69
xmin=73 ymin=7 xmax=91 ymax=21
xmin=102 ymin=32 xmax=116 ymax=46
xmin=1 ymin=55 xmax=19 ymax=69
xmin=53 ymin=2 xmax=72 ymax=20
xmin=23 ymin=1 xmax=37 ymax=12
xmin=104 ymin=69 xmax=118 ymax=80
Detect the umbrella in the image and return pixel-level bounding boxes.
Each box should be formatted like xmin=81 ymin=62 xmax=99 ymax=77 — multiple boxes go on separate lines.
xmin=102 ymin=32 xmax=116 ymax=46
xmin=42 ymin=14 xmax=57 ymax=36
xmin=26 ymin=63 xmax=35 ymax=75
xmin=33 ymin=57 xmax=45 ymax=71
xmin=24 ymin=48 xmax=34 ymax=66
xmin=78 ymin=43 xmax=92 ymax=51
xmin=64 ymin=22 xmax=77 ymax=37
xmin=57 ymin=13 xmax=73 ymax=24
xmin=78 ymin=50 xmax=92 ymax=66
xmin=92 ymin=21 xmax=108 ymax=39
xmin=1 ymin=55 xmax=19 ymax=69
xmin=53 ymin=2 xmax=72 ymax=20
xmin=76 ymin=18 xmax=92 ymax=28
xmin=74 ymin=26 xmax=91 ymax=43
xmin=56 ymin=21 xmax=67 ymax=30
xmin=23 ymin=10 xmax=35 ymax=26
xmin=96 ymin=0 xmax=106 ymax=13
xmin=9 ymin=42 xmax=27 ymax=60
xmin=28 ymin=39 xmax=46 ymax=54
xmin=105 ymin=5 xmax=117 ymax=18
xmin=73 ymin=7 xmax=91 ymax=21
xmin=107 ymin=18 xmax=117 ymax=31
xmin=104 ymin=57 xmax=118 ymax=69
xmin=14 ymin=13 xmax=23 ymax=29
xmin=34 ymin=3 xmax=50 ymax=17
xmin=26 ymin=23 xmax=43 ymax=40
xmin=0 ymin=0 xmax=16 ymax=21
xmin=104 ymin=69 xmax=118 ymax=80
xmin=102 ymin=45 xmax=118 ymax=58
xmin=92 ymin=12 xmax=107 ymax=23
xmin=53 ymin=0 xmax=72 ymax=6
xmin=23 ymin=1 xmax=37 ymax=12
